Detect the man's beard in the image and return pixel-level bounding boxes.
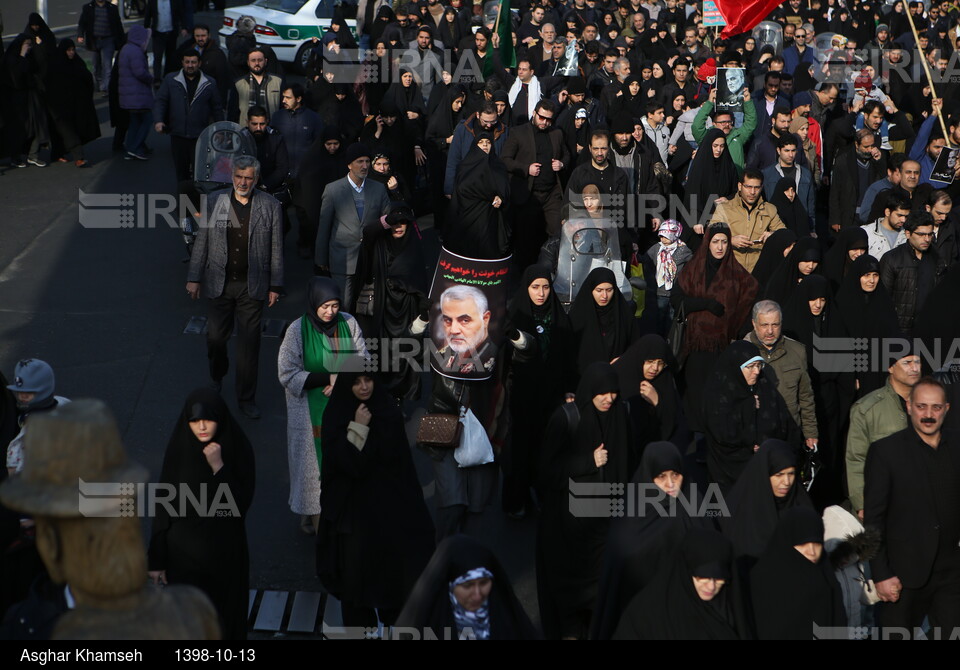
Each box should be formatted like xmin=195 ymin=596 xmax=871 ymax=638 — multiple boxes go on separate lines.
xmin=449 ymin=338 xmax=482 ymax=354
xmin=856 ymin=150 xmax=873 ymax=161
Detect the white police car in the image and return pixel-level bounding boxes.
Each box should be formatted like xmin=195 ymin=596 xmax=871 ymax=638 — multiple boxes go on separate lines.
xmin=220 ymin=0 xmax=358 ymax=73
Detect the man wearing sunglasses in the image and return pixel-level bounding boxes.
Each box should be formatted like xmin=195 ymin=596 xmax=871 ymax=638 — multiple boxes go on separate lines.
xmin=501 ymin=99 xmax=569 ymax=267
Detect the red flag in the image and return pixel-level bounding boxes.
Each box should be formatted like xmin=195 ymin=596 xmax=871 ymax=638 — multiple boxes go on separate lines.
xmin=715 ymin=0 xmax=784 ymax=38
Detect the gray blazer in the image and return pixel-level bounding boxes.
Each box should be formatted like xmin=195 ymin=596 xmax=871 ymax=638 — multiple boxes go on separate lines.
xmin=315 ymin=176 xmax=391 ymax=275
xmin=187 ymin=188 xmax=284 ymax=301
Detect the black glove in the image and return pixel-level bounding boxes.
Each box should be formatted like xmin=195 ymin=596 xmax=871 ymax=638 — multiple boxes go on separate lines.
xmin=508 ymin=328 xmax=521 ymax=341
xmin=706 ymin=299 xmax=725 ymax=317
xmin=304 ymin=372 xmax=330 ymax=390
xmin=418 ymin=308 xmax=430 ymax=322
xmin=385 ymin=207 xmax=414 ymax=227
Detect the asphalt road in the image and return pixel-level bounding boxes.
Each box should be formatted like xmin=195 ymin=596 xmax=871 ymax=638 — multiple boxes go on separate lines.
xmin=0 ymin=75 xmax=539 ymax=637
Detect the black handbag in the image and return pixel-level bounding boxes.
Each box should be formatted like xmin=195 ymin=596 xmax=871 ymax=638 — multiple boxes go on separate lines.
xmin=355 ymin=283 xmax=375 ymax=316
xmin=667 ymin=302 xmax=686 ymax=366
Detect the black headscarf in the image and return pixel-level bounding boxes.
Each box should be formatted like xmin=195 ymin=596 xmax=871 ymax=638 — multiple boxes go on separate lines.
xmin=684 ymin=128 xmax=739 ymax=224
xmin=395 ymin=535 xmax=541 ymax=639
xmin=24 ymin=13 xmax=56 ymax=79
xmin=508 ymin=264 xmax=568 ymax=362
xmin=768 ymin=177 xmax=809 ymax=237
xmin=382 ymin=67 xmax=428 ymax=119
xmin=306 ymin=276 xmax=343 ymax=337
xmin=353 ymin=202 xmax=428 ymax=335
xmin=834 ymin=254 xmax=899 ymax=342
xmin=592 ymin=441 xmax=699 ymax=639
xmin=447 ymin=132 xmax=511 ymax=259
xmin=763 ymin=236 xmax=821 ymax=306
xmin=613 ymin=334 xmax=681 ymax=445
xmin=821 ymin=226 xmax=868 ymax=293
xmin=569 ymin=267 xmax=636 ymax=376
xmin=569 ymin=361 xmax=632 ymax=486
xmin=147 ymin=387 xmax=255 ymax=639
xmin=751 ymin=228 xmax=798 ymax=292
xmin=750 ymin=506 xmax=846 ymax=639
xmin=783 ymin=274 xmax=835 ymax=355
xmin=615 ymin=74 xmax=646 ymax=119
xmin=156 ymin=388 xmax=255 ymax=513
xmin=613 ymin=528 xmax=744 ymax=640
xmin=721 ymin=439 xmax=813 ymax=559
xmin=426 ymin=83 xmax=467 ymax=146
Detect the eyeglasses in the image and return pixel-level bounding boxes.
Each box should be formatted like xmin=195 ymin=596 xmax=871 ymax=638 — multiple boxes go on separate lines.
xmin=742 ymin=361 xmax=765 ymax=371
xmin=535 ymin=112 xmax=554 ymax=122
xmin=911 ymin=231 xmax=935 ymax=238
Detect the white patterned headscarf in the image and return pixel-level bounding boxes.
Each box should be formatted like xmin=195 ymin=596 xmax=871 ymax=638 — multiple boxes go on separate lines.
xmin=449 ymin=567 xmax=494 ymax=640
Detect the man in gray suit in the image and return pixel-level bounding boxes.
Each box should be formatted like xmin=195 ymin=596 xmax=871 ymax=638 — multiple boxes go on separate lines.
xmin=314 ymin=143 xmax=391 ymax=299
xmin=186 ymin=155 xmax=284 ymax=419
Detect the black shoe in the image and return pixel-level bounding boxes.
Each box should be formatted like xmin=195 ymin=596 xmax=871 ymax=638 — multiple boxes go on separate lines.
xmin=239 ymin=402 xmax=261 ymax=419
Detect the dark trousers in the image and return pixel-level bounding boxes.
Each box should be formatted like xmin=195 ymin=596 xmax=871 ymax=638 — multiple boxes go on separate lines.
xmin=290 ymin=181 xmax=314 ymax=250
xmin=207 ymin=280 xmax=264 ymax=402
xmin=513 ymin=185 xmax=563 ymax=269
xmin=879 ymin=550 xmax=960 ymax=637
xmin=152 ymin=30 xmax=178 ymax=82
xmin=331 ymin=273 xmax=357 ymax=306
xmin=170 ymin=135 xmax=198 ymax=184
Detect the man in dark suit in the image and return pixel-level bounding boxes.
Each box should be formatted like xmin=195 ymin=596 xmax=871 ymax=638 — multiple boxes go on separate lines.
xmin=315 ymin=144 xmax=391 ymax=299
xmin=865 ymin=376 xmax=960 ymax=634
xmin=501 ymin=99 xmax=569 ymax=268
xmin=829 ymin=129 xmax=887 ymax=233
xmin=186 ymin=155 xmax=284 ymax=419
xmin=143 ymin=0 xmax=188 ymax=83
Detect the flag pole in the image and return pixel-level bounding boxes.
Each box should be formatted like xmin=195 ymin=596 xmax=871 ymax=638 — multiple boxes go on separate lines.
xmin=903 ymin=5 xmax=953 ymax=147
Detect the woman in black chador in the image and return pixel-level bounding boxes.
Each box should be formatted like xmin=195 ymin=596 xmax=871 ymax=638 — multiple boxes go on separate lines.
xmin=613 ymin=528 xmax=748 ymax=640
xmin=592 ymin=441 xmax=704 ymax=639
xmin=834 ymin=254 xmax=899 ymax=397
xmin=148 ymin=388 xmax=255 ymax=640
xmin=537 ymin=362 xmax=633 ymax=639
xmin=349 ymin=203 xmax=429 ymax=401
xmin=613 ymin=334 xmax=689 ymax=455
xmin=446 ymin=131 xmax=511 ymax=259
xmin=702 ymin=341 xmax=796 ymax=492
xmin=569 ymin=267 xmax=637 ymax=379
xmin=502 ymin=264 xmax=576 ymax=517
xmin=750 ymin=506 xmax=846 ymax=639
xmin=316 ymin=369 xmax=435 ymax=627
xmin=720 ymin=439 xmax=813 ymax=561
xmin=396 ymin=535 xmax=540 ymax=639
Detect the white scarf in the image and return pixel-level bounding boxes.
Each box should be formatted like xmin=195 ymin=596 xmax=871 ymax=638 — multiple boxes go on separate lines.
xmin=508 ymin=75 xmax=542 ymax=122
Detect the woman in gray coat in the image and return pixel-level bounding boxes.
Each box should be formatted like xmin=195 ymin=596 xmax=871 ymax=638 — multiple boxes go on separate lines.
xmin=278 ymin=278 xmax=368 ymax=534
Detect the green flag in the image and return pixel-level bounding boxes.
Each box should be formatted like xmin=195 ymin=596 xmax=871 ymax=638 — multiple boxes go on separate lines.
xmin=494 ymin=0 xmax=516 ymax=69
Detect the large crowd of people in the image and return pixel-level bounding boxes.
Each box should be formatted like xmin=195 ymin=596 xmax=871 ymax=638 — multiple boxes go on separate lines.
xmin=4 ymin=0 xmax=960 ymax=642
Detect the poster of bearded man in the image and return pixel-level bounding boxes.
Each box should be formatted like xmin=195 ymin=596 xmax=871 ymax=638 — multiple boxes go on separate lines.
xmin=428 ymin=248 xmax=511 ymax=380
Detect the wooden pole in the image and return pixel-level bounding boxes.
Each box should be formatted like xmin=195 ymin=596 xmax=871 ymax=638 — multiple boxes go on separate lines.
xmin=903 ymin=5 xmax=954 ymax=147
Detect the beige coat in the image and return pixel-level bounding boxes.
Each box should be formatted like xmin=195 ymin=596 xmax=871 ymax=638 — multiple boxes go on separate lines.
xmin=710 ymin=194 xmax=785 ymax=272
